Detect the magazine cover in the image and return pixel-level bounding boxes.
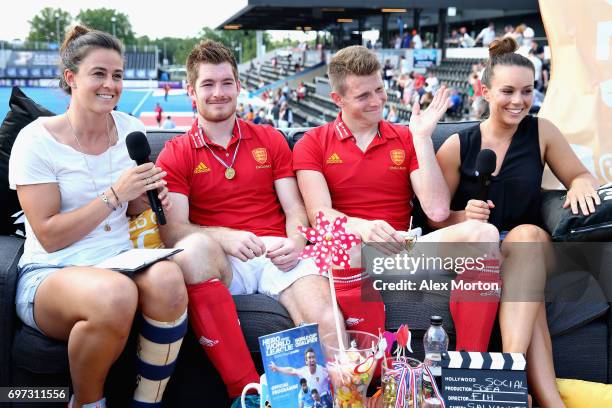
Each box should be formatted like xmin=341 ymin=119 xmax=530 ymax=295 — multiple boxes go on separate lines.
xmin=259 ymin=324 xmax=333 ymax=408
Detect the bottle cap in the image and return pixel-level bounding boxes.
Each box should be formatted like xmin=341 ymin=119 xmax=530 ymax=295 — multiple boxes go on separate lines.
xmin=430 ymin=315 xmax=443 ymax=325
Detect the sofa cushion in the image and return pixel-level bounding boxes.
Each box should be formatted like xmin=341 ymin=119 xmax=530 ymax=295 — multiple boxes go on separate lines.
xmin=0 ymin=87 xmax=55 ymax=235
xmin=556 ymin=378 xmax=612 ymax=407
xmin=0 ymin=235 xmax=24 ymax=384
xmin=546 ymin=271 xmax=610 ymax=336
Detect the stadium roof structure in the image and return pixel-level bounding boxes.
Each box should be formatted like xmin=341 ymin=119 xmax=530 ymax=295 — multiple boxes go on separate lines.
xmin=216 ymin=0 xmax=539 ymax=31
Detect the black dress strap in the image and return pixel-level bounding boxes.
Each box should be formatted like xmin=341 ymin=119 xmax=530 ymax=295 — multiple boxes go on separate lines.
xmin=450 ymin=116 xmax=544 ymax=231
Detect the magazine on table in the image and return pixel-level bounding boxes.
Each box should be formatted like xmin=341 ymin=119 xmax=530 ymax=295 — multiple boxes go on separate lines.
xmin=259 ymin=323 xmax=332 ymax=408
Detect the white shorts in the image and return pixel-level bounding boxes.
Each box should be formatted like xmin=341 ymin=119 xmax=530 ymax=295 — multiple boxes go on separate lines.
xmin=227 ymin=236 xmax=323 ymax=300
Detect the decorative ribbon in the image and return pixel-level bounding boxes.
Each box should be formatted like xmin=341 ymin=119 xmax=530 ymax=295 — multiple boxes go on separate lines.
xmin=422 ymin=364 xmax=446 ymax=408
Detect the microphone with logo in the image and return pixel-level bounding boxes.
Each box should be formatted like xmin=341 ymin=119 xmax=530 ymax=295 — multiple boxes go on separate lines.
xmin=475 ymin=149 xmax=497 ymax=202
xmin=126 ymin=131 xmax=167 ymax=225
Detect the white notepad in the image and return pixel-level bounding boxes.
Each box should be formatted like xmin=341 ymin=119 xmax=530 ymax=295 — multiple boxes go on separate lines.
xmin=95 ymin=248 xmax=183 ymax=273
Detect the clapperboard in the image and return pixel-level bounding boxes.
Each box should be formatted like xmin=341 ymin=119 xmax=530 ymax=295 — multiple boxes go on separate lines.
xmin=441 ymin=351 xmax=528 ymax=408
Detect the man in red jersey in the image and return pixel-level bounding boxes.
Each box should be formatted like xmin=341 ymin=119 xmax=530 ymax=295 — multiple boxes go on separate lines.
xmin=293 ymin=45 xmax=501 ymax=351
xmin=156 ymin=40 xmax=339 ymax=408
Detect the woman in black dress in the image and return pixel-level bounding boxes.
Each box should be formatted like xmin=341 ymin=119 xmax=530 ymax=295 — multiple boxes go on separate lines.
xmin=433 ymin=38 xmax=600 ymax=407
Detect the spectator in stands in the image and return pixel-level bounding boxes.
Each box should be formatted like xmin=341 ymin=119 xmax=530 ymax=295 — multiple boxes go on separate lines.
xmin=296 ymin=81 xmax=307 ymax=103
xmin=164 ymin=82 xmax=171 ymax=101
xmin=522 ymin=24 xmax=535 ymax=49
xmin=155 ymin=102 xmax=163 ymax=127
xmin=503 ymin=24 xmax=516 ymax=39
xmin=383 ymin=59 xmax=394 ymax=89
xmin=402 ymin=32 xmax=412 ymax=48
xmin=399 ymin=55 xmax=410 ymax=75
xmin=419 ymin=91 xmax=434 ymax=109
xmin=475 ymin=22 xmax=497 ymax=47
xmin=470 ymin=97 xmax=489 ymax=120
xmin=394 ymin=35 xmax=402 ymax=49
xmin=435 ymin=37 xmax=598 ymax=407
xmin=253 ymin=108 xmax=266 ymax=124
xmin=446 ymin=29 xmax=461 ymax=47
xmin=162 ymin=115 xmax=176 ymax=129
xmin=271 ymin=101 xmax=281 ymax=126
xmin=278 ymin=101 xmax=293 ymax=128
xmin=413 ymin=72 xmax=426 ymax=97
xmin=459 ymin=26 xmax=476 ymax=48
xmin=528 ymin=48 xmax=544 ymax=91
xmin=282 ymin=82 xmax=291 ymax=99
xmin=401 ymin=72 xmax=416 ymax=105
xmin=293 ymin=45 xmax=503 ymax=350
xmin=410 ymin=29 xmax=423 ymax=49
xmin=258 ymin=79 xmax=265 ymax=89
xmin=246 ymin=104 xmax=255 ymax=121
xmin=424 ymin=71 xmax=439 ymax=94
xmin=447 ymin=88 xmax=463 ymax=117
xmin=468 ymin=73 xmax=483 ymax=105
xmin=156 ymin=40 xmax=341 ymax=408
xmin=9 ymin=25 xmax=187 ymax=408
xmin=295 ymin=57 xmax=302 ymax=72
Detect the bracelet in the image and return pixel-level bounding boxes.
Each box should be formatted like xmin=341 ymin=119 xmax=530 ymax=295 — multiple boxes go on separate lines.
xmin=109 ymin=186 xmax=122 ymax=208
xmin=99 ymin=192 xmax=117 ymax=211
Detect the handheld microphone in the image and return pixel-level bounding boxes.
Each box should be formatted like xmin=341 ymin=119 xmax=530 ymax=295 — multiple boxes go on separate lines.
xmin=475 ymin=149 xmax=497 ymax=201
xmin=126 ymin=131 xmax=167 ymax=225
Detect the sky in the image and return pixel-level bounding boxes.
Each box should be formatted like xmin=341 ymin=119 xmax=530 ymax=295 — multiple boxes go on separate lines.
xmin=0 ymin=0 xmax=312 ymax=41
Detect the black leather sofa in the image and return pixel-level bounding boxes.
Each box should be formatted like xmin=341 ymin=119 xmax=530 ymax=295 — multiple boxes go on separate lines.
xmin=1 ymin=122 xmax=610 ymax=407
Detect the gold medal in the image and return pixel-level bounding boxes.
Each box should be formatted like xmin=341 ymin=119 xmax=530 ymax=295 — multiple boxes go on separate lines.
xmin=225 ymin=167 xmax=236 ymax=180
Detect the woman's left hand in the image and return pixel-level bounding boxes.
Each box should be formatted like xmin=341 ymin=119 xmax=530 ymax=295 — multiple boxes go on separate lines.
xmin=563 ymin=178 xmax=600 ymax=216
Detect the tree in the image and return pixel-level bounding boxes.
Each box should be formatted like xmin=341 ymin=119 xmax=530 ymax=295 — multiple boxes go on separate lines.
xmin=76 ymin=8 xmax=135 ymax=43
xmin=197 ymin=28 xmax=272 ymax=63
xmin=27 ymin=7 xmax=72 ymax=45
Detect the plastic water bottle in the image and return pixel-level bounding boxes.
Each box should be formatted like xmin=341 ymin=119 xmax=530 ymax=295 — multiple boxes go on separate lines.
xmin=423 ymin=315 xmax=448 ymax=376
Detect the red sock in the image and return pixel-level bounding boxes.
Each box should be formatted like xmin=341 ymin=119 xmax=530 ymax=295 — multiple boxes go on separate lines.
xmin=187 ymin=279 xmax=259 ymax=398
xmin=450 ymin=260 xmax=501 ymax=352
xmin=332 ymin=268 xmax=386 ymax=337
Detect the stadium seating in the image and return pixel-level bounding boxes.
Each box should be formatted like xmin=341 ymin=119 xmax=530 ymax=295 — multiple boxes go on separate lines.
xmin=1 ymin=123 xmax=610 ymax=407
xmin=240 ymin=54 xmax=316 ymax=91
xmin=0 ymin=50 xmax=157 ymax=80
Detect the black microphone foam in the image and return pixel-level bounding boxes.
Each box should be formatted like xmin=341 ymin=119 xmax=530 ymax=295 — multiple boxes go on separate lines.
xmin=126 ymin=131 xmax=151 ymax=164
xmin=475 ymin=149 xmax=497 ymax=201
xmin=125 ymin=131 xmax=166 ymax=225
xmin=476 ymin=149 xmax=497 ymax=176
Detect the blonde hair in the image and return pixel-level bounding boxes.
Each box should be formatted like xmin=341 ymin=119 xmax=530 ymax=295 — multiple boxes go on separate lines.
xmin=186 ymin=40 xmax=238 ymax=87
xmin=328 ymin=45 xmax=381 ymax=95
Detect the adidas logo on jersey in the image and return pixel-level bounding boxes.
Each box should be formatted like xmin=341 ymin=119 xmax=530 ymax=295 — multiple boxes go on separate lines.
xmin=326 ymin=153 xmax=343 ymax=164
xmin=194 ymin=162 xmax=210 ymax=174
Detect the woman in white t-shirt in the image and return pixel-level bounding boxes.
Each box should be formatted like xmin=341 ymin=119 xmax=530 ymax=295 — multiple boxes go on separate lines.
xmin=8 ymin=26 xmax=188 ymax=408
